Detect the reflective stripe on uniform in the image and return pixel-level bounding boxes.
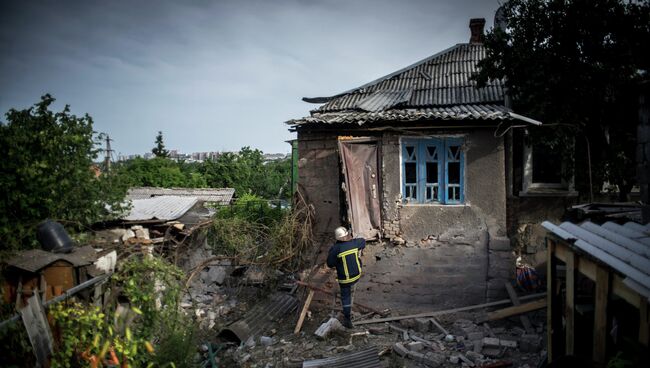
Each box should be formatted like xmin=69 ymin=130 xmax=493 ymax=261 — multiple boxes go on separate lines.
xmin=337 ymin=247 xmax=362 ymax=284
xmin=338 ymin=274 xmax=360 ymax=284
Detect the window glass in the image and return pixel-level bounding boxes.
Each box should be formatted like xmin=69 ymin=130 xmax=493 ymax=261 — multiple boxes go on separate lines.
xmin=532 ymin=143 xmax=561 ymax=183
xmin=448 ymin=162 xmax=460 ymax=184
xmin=426 ymin=162 xmax=438 ymax=183
xmin=405 ymin=162 xmax=417 ymax=183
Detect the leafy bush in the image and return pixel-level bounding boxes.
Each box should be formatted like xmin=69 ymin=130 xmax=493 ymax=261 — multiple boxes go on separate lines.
xmin=0 ymin=95 xmax=130 ymax=250
xmin=216 ymin=193 xmax=285 ymax=225
xmin=48 ymin=256 xmax=196 ymax=367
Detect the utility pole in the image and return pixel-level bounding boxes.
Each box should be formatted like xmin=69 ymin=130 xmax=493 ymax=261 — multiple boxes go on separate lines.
xmin=104 ymin=135 xmax=114 ymax=173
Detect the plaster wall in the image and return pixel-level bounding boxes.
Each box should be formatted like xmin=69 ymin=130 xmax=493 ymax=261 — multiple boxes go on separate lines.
xmin=381 ymin=129 xmax=507 ymax=243
xmin=297 ymin=128 xmax=513 ymax=307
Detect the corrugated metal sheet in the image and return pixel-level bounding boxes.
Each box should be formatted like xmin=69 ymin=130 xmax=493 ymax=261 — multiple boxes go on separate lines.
xmin=356 ymin=89 xmax=413 ymax=112
xmin=542 ymin=220 xmax=650 ymax=302
xmin=5 ymin=245 xmax=97 ymax=273
xmin=127 ymin=187 xmax=235 ymax=205
xmin=287 ymin=104 xmax=513 ymax=126
xmin=302 ymin=347 xmax=380 ymax=368
xmin=123 ymin=196 xmax=198 ymax=221
xmin=217 ymin=293 xmax=298 ymax=343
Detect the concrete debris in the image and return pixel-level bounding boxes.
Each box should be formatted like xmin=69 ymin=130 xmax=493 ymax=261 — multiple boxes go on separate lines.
xmin=121 ymin=230 xmax=135 ymax=242
xmin=314 ymin=318 xmax=344 ymax=339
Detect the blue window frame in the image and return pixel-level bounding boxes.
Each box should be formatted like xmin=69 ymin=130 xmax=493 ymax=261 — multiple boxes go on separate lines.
xmin=402 ymin=138 xmax=464 ymax=204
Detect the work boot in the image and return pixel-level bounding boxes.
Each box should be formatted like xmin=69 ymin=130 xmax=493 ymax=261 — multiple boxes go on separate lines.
xmin=342 ymin=317 xmax=353 ymax=329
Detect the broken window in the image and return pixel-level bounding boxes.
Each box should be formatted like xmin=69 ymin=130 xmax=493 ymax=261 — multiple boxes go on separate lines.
xmin=402 ymin=138 xmax=464 ymax=204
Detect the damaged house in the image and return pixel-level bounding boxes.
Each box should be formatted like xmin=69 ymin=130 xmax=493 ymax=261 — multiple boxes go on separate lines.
xmin=286 ymin=19 xmax=551 ymax=311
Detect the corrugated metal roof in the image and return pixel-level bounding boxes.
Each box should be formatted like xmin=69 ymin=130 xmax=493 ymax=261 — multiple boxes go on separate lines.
xmin=287 ymin=104 xmax=514 ymax=126
xmin=542 ymin=220 xmax=650 ymax=302
xmin=5 ymin=245 xmax=97 ymax=273
xmin=304 ymin=44 xmax=502 ymax=111
xmin=217 ymin=293 xmax=298 ymax=343
xmin=127 ymin=187 xmax=235 ymax=205
xmin=122 ymin=196 xmax=198 ymax=221
xmin=287 ymin=43 xmax=543 ymax=127
xmin=302 ymin=347 xmax=381 ymax=368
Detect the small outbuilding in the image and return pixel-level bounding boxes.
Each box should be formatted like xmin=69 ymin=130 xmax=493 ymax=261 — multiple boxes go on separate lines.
xmin=542 ymin=220 xmax=650 ymax=366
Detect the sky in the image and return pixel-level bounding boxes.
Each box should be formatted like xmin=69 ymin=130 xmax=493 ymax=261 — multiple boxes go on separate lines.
xmin=0 ymin=0 xmax=501 ymax=156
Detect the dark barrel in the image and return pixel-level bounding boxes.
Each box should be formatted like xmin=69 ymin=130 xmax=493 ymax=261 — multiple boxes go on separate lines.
xmin=36 ymin=220 xmax=74 ymax=253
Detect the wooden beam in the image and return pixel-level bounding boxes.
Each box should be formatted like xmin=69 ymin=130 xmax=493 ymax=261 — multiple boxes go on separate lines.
xmin=486 ymin=299 xmax=547 ymax=321
xmin=354 ymin=293 xmax=546 ymax=325
xmin=640 ymin=297 xmax=649 ymax=346
xmin=294 ymin=290 xmax=314 ymax=335
xmin=565 ymin=250 xmax=576 ymax=355
xmin=593 ymin=266 xmax=610 ymax=366
xmin=430 ymin=317 xmax=449 ymax=335
xmin=555 ymin=242 xmax=640 ymax=308
xmin=505 ymin=282 xmax=534 ymax=333
xmin=547 ymin=238 xmax=557 ymax=363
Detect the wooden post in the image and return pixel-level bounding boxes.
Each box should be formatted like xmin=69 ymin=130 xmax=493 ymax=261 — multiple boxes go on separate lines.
xmin=294 ymin=290 xmax=314 ymax=335
xmin=593 ymin=266 xmax=610 ymax=366
xmin=546 ymin=237 xmax=558 ymax=363
xmin=639 ymin=297 xmax=649 ymax=347
xmin=565 ymin=250 xmax=576 ymax=355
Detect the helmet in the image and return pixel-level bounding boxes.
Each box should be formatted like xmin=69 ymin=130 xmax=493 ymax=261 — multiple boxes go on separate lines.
xmin=334 ymin=226 xmax=349 ymax=241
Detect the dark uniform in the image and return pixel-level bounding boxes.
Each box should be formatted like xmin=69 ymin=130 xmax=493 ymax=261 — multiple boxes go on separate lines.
xmin=327 ymin=237 xmax=365 ymax=326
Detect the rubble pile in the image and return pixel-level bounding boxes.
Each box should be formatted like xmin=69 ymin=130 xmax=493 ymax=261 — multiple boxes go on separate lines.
xmin=202 ymin=302 xmax=546 ymax=368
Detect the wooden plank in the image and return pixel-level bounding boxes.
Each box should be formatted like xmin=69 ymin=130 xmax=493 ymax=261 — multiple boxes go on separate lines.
xmin=556 ymin=239 xmax=640 ymax=308
xmin=612 ymin=275 xmax=641 ymax=309
xmin=429 ymin=317 xmax=449 ymax=335
xmin=504 ymin=282 xmax=534 ymax=333
xmin=565 ymin=250 xmax=576 ymax=355
xmin=547 ymin=238 xmax=556 ymax=363
xmin=295 ymin=281 xmax=383 ymax=315
xmin=593 ymin=266 xmax=610 ymax=365
xmin=639 ymin=296 xmax=648 ymax=346
xmin=20 ymin=290 xmax=53 ymax=367
xmin=294 ymin=290 xmax=314 ymax=335
xmin=486 ymin=299 xmax=547 ymax=321
xmin=354 ymin=292 xmax=546 ymax=325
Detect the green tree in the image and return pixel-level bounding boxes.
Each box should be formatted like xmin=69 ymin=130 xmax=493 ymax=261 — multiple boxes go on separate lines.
xmin=151 ymin=130 xmax=169 ymax=158
xmin=475 ymin=0 xmax=650 ymax=200
xmin=115 ymin=157 xmax=208 ymax=188
xmin=0 ymin=95 xmax=129 ymax=250
xmin=199 ymin=147 xmax=290 ymax=198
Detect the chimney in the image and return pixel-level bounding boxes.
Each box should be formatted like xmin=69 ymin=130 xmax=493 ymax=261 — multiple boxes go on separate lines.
xmin=469 ymin=18 xmax=486 ymax=44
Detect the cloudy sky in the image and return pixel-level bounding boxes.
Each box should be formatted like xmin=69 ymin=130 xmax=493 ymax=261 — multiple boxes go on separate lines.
xmin=0 ymin=0 xmax=500 ymax=156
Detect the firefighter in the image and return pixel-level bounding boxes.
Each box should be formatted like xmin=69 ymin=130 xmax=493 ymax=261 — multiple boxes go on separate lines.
xmin=326 ymin=226 xmax=365 ymax=328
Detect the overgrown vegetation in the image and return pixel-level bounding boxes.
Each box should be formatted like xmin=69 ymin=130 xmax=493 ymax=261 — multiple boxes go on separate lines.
xmin=207 ymin=192 xmax=314 ymax=273
xmin=0 ymin=95 xmax=130 ymax=250
xmin=113 ymin=146 xmax=291 ymax=199
xmin=475 ymin=0 xmax=650 ymax=199
xmin=48 ymin=256 xmax=196 ymax=368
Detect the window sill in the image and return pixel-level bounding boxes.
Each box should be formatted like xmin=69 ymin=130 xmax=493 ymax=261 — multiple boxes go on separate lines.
xmin=402 ymin=202 xmax=469 ymax=207
xmin=518 ymin=189 xmax=578 ymax=197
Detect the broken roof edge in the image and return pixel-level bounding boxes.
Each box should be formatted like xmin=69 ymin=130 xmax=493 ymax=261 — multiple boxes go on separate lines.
xmin=285 ymin=107 xmax=542 ymax=127
xmin=301 ymin=44 xmax=464 ymax=104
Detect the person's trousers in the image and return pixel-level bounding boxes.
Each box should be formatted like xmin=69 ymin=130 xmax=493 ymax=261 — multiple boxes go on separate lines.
xmin=340 ymin=282 xmax=357 ymax=321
